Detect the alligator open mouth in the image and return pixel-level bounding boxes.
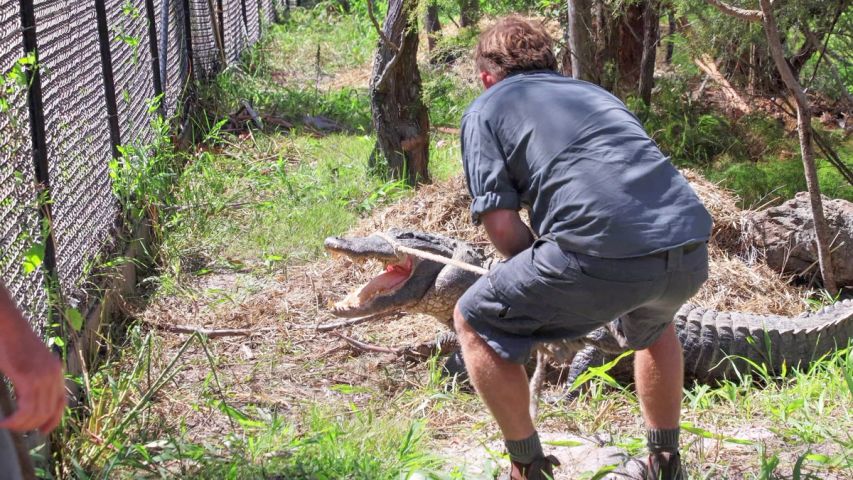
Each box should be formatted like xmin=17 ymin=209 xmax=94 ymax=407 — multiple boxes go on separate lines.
xmin=332 ymin=255 xmax=415 ymax=313
xmin=324 ymin=232 xmax=448 ymax=317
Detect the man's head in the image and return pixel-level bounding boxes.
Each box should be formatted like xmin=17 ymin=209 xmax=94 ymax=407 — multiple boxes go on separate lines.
xmin=474 ymin=15 xmax=557 ymax=89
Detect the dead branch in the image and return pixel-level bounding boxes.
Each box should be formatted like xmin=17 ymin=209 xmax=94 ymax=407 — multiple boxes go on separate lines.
xmin=332 ymin=332 xmax=401 ymax=355
xmin=705 ymin=0 xmax=762 ymax=22
xmin=151 ymin=323 xmax=272 ymax=338
xmin=693 ymin=55 xmax=752 ymax=114
xmin=289 ymin=312 xmax=403 ymax=332
xmin=366 ymin=0 xmax=399 ymax=53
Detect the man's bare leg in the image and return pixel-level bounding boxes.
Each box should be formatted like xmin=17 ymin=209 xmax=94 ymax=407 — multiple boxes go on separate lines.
xmin=453 ymin=306 xmax=534 ymax=441
xmin=632 ymin=322 xmax=684 ymax=478
xmin=635 ymin=323 xmax=683 ymax=429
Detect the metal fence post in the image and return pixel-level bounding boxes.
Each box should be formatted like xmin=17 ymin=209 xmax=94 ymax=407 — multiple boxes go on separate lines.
xmin=94 ymin=0 xmax=123 ymax=158
xmin=240 ymin=0 xmax=249 ymax=34
xmin=18 ymin=0 xmax=57 ymax=284
xmin=180 ymin=0 xmax=194 ymax=78
xmin=144 ymin=0 xmax=166 ymax=118
xmin=17 ymin=0 xmax=58 ymax=473
xmin=180 ymin=0 xmax=195 ymax=120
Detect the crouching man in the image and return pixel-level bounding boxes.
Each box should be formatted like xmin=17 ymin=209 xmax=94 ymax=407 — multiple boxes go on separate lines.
xmin=453 ymin=16 xmax=712 ymax=480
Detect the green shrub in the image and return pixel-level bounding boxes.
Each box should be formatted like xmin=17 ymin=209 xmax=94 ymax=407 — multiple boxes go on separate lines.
xmin=629 ymin=78 xmax=738 ymax=167
xmin=422 ymin=68 xmax=480 ymax=127
xmin=707 ymin=157 xmax=853 ymax=208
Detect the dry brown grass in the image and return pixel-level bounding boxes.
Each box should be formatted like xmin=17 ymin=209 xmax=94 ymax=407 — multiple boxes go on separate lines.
xmin=680 ymin=170 xmax=804 ymax=314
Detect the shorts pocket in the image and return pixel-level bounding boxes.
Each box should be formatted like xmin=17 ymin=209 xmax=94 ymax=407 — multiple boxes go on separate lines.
xmin=531 ymin=238 xmax=582 ymax=280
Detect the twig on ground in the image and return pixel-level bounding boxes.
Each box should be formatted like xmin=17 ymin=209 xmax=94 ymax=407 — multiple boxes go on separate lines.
xmin=240 ymin=100 xmax=264 ymax=129
xmin=289 ymin=312 xmax=403 ymax=331
xmin=150 ymin=323 xmax=274 ymax=339
xmin=161 ymin=201 xmax=258 ymax=212
xmin=332 ymin=332 xmax=401 ymax=355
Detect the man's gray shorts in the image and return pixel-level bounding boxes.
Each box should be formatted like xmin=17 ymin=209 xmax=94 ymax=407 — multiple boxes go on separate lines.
xmin=457 ymin=237 xmax=709 ymax=364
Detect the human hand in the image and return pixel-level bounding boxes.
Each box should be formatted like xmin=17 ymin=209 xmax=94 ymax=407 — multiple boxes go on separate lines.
xmin=0 ymin=329 xmax=65 ymax=434
xmin=0 ymin=286 xmax=66 ymax=434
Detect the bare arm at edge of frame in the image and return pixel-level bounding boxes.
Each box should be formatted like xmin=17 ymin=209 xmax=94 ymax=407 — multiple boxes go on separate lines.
xmin=0 ymin=284 xmax=65 ymax=434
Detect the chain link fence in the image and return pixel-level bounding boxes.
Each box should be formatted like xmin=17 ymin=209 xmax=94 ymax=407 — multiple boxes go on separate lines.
xmin=0 ymin=0 xmax=285 ymax=337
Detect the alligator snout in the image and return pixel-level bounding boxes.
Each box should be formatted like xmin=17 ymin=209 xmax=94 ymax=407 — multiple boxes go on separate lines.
xmin=324 ymin=234 xmax=399 ymax=262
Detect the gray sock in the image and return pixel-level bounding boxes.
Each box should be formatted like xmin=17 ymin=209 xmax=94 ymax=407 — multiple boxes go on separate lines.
xmin=647 ymin=428 xmax=680 ymax=453
xmin=505 ymin=431 xmax=543 ymax=464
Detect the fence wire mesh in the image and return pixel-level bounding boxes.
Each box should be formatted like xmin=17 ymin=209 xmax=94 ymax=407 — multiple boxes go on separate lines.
xmin=35 ymin=0 xmax=120 ymax=306
xmin=108 ymin=0 xmax=157 ymax=146
xmin=189 ymin=0 xmax=221 ymax=80
xmin=223 ymin=0 xmax=248 ymax=65
xmin=1 ymin=0 xmax=282 ymax=333
xmin=245 ymin=0 xmax=260 ymax=45
xmin=0 ymin=4 xmax=49 ymax=332
xmin=154 ymin=0 xmax=189 ymax=117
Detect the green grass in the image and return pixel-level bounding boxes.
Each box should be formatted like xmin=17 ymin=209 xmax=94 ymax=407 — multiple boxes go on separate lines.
xmin=168 ymin=133 xmax=394 ymax=266
xmin=707 ymin=155 xmax=853 ymax=208
xmin=270 ymin=6 xmax=377 ymax=80
xmin=539 ymin=344 xmax=853 ymax=478
xmin=164 ymin=127 xmax=460 ymax=274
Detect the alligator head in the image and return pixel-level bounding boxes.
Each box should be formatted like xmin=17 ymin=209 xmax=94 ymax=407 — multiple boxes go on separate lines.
xmin=324 ymin=228 xmax=486 ymax=323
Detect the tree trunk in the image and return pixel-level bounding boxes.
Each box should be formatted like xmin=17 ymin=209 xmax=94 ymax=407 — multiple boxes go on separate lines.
xmin=459 ymin=0 xmax=479 ymax=28
xmin=594 ymin=1 xmax=619 ymax=91
xmin=567 ymin=0 xmax=594 ymax=82
xmin=616 ymin=2 xmax=646 ymax=91
xmin=369 ymin=0 xmax=430 ymax=186
xmin=758 ymin=0 xmax=837 ymax=293
xmin=638 ymin=0 xmax=659 ymax=105
xmin=425 ymin=2 xmax=441 ymax=54
xmin=665 ymin=11 xmax=675 ymax=64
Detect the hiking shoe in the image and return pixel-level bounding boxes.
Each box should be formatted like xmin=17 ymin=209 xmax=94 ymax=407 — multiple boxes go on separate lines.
xmin=606 ymin=451 xmax=684 ymax=480
xmin=498 ymin=454 xmax=560 ymax=480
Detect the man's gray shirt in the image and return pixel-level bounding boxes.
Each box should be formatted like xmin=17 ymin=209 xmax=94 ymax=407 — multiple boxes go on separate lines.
xmin=461 ymin=70 xmax=712 ymax=258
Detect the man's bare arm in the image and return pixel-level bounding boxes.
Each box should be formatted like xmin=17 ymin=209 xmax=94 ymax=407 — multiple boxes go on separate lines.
xmin=0 ymin=284 xmax=65 ymax=433
xmin=481 ymin=209 xmax=535 ymax=258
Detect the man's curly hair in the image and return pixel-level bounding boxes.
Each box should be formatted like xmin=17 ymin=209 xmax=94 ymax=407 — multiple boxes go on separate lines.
xmin=474 ymin=15 xmax=558 ymax=80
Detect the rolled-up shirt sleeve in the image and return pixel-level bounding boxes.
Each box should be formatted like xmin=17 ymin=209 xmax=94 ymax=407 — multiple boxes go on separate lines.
xmin=461 ymin=111 xmax=520 ymax=225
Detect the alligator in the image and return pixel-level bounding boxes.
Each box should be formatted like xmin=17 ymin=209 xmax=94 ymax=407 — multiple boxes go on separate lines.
xmin=324 ymin=229 xmax=853 ymax=386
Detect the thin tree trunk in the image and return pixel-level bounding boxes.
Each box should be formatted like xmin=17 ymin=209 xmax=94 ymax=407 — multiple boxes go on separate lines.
xmin=758 ymin=0 xmax=837 ymax=293
xmin=459 ymin=0 xmax=479 ymax=28
xmin=425 ymin=2 xmax=441 ymax=53
xmin=567 ymin=0 xmax=594 ymax=82
xmin=748 ymin=42 xmax=757 ymax=94
xmin=369 ymin=0 xmax=430 ymax=185
xmin=595 ymin=1 xmax=619 ymax=91
xmin=638 ymin=0 xmax=659 ymax=105
xmin=665 ymin=11 xmax=675 ymax=64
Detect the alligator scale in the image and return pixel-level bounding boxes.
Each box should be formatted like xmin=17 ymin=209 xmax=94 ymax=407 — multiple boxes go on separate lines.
xmin=325 ymin=229 xmax=853 ymax=385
